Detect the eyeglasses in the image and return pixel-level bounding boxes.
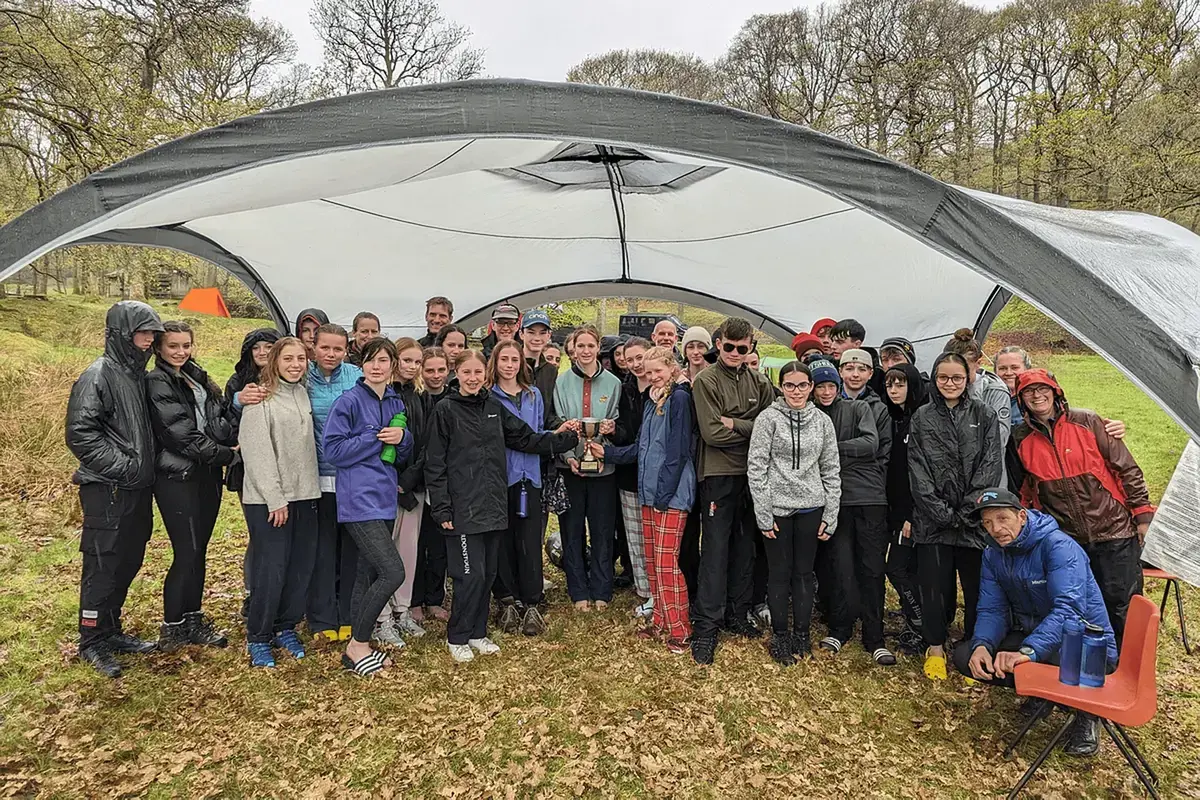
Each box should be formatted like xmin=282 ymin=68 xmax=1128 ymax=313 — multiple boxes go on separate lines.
xmin=781 ymin=381 xmax=811 ymax=392
xmin=936 ymin=374 xmax=967 ymax=386
xmin=1021 ymin=385 xmax=1054 ymax=398
xmin=722 ymin=343 xmax=751 ymax=355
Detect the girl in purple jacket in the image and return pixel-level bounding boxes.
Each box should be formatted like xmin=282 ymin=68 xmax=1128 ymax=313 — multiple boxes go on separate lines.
xmin=324 ymin=338 xmax=413 ymax=676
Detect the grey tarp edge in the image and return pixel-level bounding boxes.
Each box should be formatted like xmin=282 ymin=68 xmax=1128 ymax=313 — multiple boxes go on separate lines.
xmin=0 ymin=78 xmax=1196 ymax=438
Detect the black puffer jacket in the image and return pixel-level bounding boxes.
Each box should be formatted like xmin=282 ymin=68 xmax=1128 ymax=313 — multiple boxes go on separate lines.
xmin=393 ymin=380 xmax=429 ymax=496
xmin=907 ymin=356 xmax=1003 ymax=549
xmin=224 ymin=328 xmax=281 ymax=413
xmin=146 ymin=359 xmax=238 ymax=480
xmin=817 ymin=396 xmax=880 ymax=507
xmin=882 ymin=363 xmax=929 ymax=532
xmin=425 ymin=388 xmax=578 ymax=535
xmin=65 ymin=301 xmax=163 ymax=489
xmin=612 ymin=373 xmax=649 ymax=493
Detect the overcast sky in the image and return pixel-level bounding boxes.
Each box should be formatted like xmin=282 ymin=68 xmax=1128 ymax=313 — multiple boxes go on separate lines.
xmin=250 ymin=0 xmax=812 ymax=80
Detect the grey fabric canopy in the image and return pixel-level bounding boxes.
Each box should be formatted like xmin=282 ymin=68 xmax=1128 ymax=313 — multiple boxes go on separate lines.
xmin=1 ymin=78 xmax=1198 ymax=440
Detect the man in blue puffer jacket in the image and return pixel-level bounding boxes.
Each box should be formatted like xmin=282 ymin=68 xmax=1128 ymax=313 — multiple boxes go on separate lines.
xmin=953 ymin=487 xmax=1117 ymax=758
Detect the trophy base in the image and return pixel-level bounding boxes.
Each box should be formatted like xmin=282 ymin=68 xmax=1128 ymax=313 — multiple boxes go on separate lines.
xmin=578 ymin=459 xmax=602 ymax=474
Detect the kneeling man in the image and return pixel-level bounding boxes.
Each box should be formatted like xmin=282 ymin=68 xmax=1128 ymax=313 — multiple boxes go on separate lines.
xmin=955 ymin=488 xmax=1117 ymax=757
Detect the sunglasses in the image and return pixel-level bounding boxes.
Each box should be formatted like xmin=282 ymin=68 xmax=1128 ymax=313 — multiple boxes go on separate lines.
xmin=721 ymin=342 xmax=751 ymax=355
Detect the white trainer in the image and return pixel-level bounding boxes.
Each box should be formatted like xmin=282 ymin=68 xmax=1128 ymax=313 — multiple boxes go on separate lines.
xmin=447 ymin=642 xmax=474 ymax=663
xmin=372 ymin=619 xmax=406 ymax=648
xmin=468 ymin=637 xmax=501 ymax=655
xmin=396 ymin=609 xmax=426 ymax=638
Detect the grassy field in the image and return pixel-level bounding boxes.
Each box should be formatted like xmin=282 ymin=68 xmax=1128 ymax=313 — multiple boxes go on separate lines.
xmin=0 ymin=295 xmax=1197 ymax=798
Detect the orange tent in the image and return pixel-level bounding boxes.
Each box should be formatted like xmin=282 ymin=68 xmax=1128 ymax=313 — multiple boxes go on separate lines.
xmin=178 ymin=287 xmax=230 ymax=318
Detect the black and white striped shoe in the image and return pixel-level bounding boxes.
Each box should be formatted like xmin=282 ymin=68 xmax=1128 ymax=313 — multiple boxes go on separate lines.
xmin=818 ymin=636 xmax=844 ymax=654
xmin=341 ymin=649 xmax=388 ymax=677
xmin=872 ymin=647 xmax=898 ymax=666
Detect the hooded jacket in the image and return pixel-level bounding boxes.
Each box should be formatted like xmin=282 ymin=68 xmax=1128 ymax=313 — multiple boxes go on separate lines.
xmin=841 ymin=384 xmax=892 ymax=495
xmin=882 ymin=363 xmax=929 ymax=532
xmin=747 ymin=399 xmax=842 ymax=532
xmin=66 ymin=301 xmax=164 ymax=489
xmin=238 ymin=378 xmax=321 ymax=511
xmin=816 ymin=395 xmax=879 ymax=506
xmin=393 ymin=380 xmax=429 ymax=496
xmin=1012 ymin=370 xmax=1154 ymax=544
xmin=971 ymin=508 xmax=1118 ymax=667
xmin=971 ymin=368 xmax=1013 ymax=484
xmin=223 ymin=328 xmax=281 ymax=493
xmin=425 ymin=388 xmax=578 ymax=535
xmin=611 ymin=372 xmax=649 ymax=493
xmin=146 ymin=358 xmax=238 ymax=480
xmin=494 ymin=385 xmax=546 ymax=487
xmin=307 ymin=360 xmax=363 ymax=478
xmin=907 ymin=354 xmax=1003 ymax=548
xmin=605 ymin=384 xmax=696 ymax=512
xmin=322 ymin=379 xmax=414 ymax=523
xmin=528 ymin=354 xmax=560 ymax=428
xmin=293 ymin=307 xmax=329 ymax=337
xmin=691 ymin=359 xmax=776 ymax=480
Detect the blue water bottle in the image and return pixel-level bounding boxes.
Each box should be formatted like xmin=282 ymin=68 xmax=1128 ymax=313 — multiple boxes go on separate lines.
xmin=1059 ymin=617 xmax=1083 ymax=686
xmin=516 ymin=482 xmax=528 ymax=519
xmin=1080 ymin=623 xmax=1108 ymax=688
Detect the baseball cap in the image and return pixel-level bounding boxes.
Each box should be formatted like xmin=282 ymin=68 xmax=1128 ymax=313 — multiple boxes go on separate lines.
xmin=839 ymin=348 xmax=873 ymax=368
xmin=492 ymin=303 xmax=520 ymax=322
xmin=521 ymin=309 xmax=552 ymax=330
xmin=971 ymin=488 xmax=1024 ymax=517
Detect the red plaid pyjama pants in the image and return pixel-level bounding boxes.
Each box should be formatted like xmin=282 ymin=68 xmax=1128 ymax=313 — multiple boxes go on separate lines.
xmin=640 ymin=506 xmax=691 ymax=641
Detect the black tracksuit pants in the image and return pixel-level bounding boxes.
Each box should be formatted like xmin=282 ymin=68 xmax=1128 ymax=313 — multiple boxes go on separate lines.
xmin=917 ymin=542 xmax=982 ymax=648
xmin=494 ymin=482 xmax=545 ymax=607
xmin=679 ymin=507 xmax=701 ymax=602
xmin=306 ymin=492 xmax=359 ymax=633
xmin=445 ymin=529 xmax=502 ymax=645
xmin=560 ymin=473 xmax=617 ymax=603
xmin=245 ymin=500 xmax=319 ymax=644
xmin=886 ymin=536 xmax=922 ymax=626
xmin=345 ymin=518 xmax=405 ymax=643
xmin=1082 ymin=536 xmax=1143 ymax=646
xmin=412 ymin=504 xmax=448 ymax=608
xmin=78 ymin=483 xmax=154 ymax=649
xmin=762 ymin=511 xmax=823 ymax=636
xmin=154 ymin=471 xmax=223 ymax=623
xmin=691 ymin=474 xmax=757 ymax=639
xmin=842 ymin=505 xmax=890 ymax=649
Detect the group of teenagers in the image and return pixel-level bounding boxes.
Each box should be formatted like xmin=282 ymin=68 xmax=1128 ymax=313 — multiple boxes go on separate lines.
xmin=64 ymin=296 xmax=1155 ymax=750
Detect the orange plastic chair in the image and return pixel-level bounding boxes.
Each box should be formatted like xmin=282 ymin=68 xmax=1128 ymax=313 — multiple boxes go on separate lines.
xmin=1005 ymin=594 xmax=1161 ymax=799
xmin=1143 ymin=567 xmax=1191 ymax=655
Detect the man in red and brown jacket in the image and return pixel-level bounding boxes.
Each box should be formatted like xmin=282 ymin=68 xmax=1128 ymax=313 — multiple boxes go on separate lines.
xmin=1012 ymin=369 xmax=1154 ymax=643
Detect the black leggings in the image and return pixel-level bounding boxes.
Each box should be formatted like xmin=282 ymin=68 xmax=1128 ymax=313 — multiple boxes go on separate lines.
xmin=345 ymin=519 xmax=405 ymax=643
xmin=154 ymin=472 xmax=223 ymax=623
xmin=762 ymin=511 xmax=823 ymax=635
xmin=917 ymin=543 xmax=982 ymax=647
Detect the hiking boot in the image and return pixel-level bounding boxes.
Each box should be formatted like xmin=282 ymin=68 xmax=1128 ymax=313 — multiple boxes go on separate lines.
xmin=769 ymin=633 xmax=796 ymax=667
xmin=498 ymin=604 xmax=522 ymax=634
xmin=184 ymin=613 xmax=228 ymax=648
xmin=247 ymin=642 xmax=276 ymax=668
xmin=521 ymin=606 xmax=546 ymax=636
xmin=1062 ymin=714 xmax=1100 ymax=757
xmin=372 ymin=619 xmax=406 ymax=649
xmin=791 ymin=631 xmax=812 ymax=659
xmin=79 ymin=642 xmax=122 ymax=679
xmin=1019 ymin=698 xmax=1051 ymax=719
xmin=273 ymin=629 xmax=305 ymax=660
xmin=691 ymin=634 xmax=717 ymax=666
xmin=157 ymin=622 xmax=191 ymax=654
xmin=726 ymin=616 xmax=762 ymax=639
xmin=106 ymin=632 xmax=157 ymax=654
xmin=897 ymin=622 xmax=924 ymax=656
xmin=395 ymin=609 xmax=426 ymax=638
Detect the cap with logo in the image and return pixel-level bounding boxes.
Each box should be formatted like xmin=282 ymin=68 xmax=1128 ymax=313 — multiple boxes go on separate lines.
xmin=838 ymin=348 xmax=873 ymax=369
xmin=492 ymin=303 xmax=520 ymax=322
xmin=521 ymin=308 xmax=552 ymax=330
xmin=971 ymin=487 xmax=1024 ymax=517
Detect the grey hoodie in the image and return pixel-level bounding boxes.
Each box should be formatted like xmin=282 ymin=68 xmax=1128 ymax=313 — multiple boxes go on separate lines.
xmin=238 ymin=378 xmax=321 ymax=511
xmin=747 ymin=398 xmax=842 ymax=533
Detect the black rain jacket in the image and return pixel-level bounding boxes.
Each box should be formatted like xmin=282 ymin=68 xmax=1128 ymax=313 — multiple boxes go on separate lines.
xmin=393 ymin=380 xmax=430 ymax=503
xmin=817 ymin=396 xmax=880 ymax=507
xmin=425 ymin=388 xmax=577 ymax=535
xmin=882 ymin=363 xmax=929 ymax=532
xmin=146 ymin=359 xmax=238 ymax=480
xmin=65 ymin=301 xmax=163 ymax=489
xmin=907 ymin=355 xmax=1003 ymax=549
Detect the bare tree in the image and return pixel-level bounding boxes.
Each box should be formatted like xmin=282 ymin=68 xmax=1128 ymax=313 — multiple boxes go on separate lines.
xmin=568 ymin=49 xmax=720 ymax=101
xmin=310 ymin=0 xmax=483 ymax=94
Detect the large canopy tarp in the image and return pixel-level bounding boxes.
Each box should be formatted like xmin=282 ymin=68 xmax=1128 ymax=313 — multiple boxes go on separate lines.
xmin=1 ymin=79 xmax=1198 ymax=440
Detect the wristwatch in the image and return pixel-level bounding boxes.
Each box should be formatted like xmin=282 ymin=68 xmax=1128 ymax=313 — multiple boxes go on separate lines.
xmin=1017 ymin=645 xmax=1036 ymax=661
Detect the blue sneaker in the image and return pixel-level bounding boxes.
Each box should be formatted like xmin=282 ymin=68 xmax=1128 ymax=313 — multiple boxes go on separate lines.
xmin=274 ymin=629 xmax=305 ymax=659
xmin=248 ymin=642 xmax=276 ymax=668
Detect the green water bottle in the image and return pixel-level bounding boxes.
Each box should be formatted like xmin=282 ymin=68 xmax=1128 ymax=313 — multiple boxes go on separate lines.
xmin=380 ymin=412 xmax=408 ymax=464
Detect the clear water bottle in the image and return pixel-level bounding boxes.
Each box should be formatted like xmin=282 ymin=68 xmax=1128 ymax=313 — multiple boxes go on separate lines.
xmin=1059 ymin=617 xmax=1083 ymax=686
xmin=1080 ymin=623 xmax=1108 ymax=688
